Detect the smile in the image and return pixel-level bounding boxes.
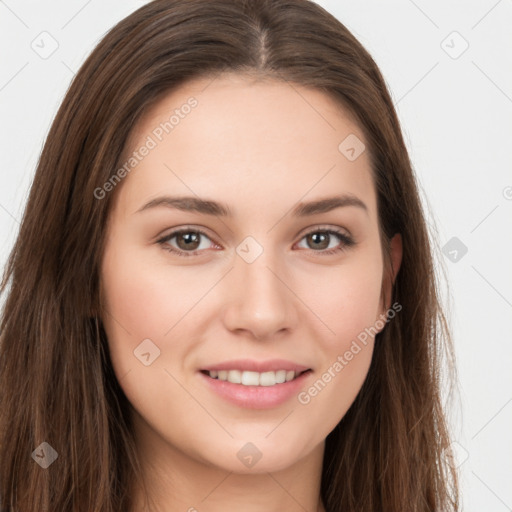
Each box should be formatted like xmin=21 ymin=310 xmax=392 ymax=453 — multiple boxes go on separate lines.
xmin=203 ymin=369 xmax=310 ymax=387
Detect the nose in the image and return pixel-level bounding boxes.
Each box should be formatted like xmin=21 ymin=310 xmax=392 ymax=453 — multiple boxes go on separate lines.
xmin=221 ymin=246 xmax=299 ymax=341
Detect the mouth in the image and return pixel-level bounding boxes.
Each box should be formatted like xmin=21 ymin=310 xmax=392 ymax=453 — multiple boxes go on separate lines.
xmin=198 ymin=359 xmax=313 ymax=408
xmin=200 ymin=368 xmax=312 ymax=387
xmin=198 ymin=365 xmax=313 ymax=409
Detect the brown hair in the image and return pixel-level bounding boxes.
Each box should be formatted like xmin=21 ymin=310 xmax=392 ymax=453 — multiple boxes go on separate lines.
xmin=0 ymin=0 xmax=459 ymax=510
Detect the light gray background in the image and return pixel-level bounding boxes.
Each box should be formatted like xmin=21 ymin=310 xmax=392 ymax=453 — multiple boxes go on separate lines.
xmin=1 ymin=1 xmax=511 ymax=510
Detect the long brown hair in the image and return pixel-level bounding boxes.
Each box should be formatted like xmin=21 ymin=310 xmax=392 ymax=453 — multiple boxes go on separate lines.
xmin=0 ymin=0 xmax=459 ymax=510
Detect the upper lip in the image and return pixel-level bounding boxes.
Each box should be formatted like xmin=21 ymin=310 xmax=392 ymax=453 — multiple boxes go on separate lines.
xmin=200 ymin=359 xmax=311 ymax=373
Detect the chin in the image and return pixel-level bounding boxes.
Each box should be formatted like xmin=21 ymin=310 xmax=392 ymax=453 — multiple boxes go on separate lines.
xmin=198 ymin=435 xmax=318 ymax=475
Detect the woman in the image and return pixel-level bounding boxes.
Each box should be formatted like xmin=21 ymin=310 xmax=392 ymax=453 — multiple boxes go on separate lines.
xmin=0 ymin=0 xmax=459 ymax=510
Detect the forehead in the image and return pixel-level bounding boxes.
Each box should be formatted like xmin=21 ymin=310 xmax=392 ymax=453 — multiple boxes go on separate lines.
xmin=114 ymin=73 xmax=376 ymax=221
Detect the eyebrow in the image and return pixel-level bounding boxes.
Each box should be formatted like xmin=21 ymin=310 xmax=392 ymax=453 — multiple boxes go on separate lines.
xmin=136 ymin=194 xmax=368 ymax=217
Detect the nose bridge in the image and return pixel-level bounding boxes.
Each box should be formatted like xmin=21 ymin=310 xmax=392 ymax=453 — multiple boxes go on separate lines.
xmin=240 ymin=249 xmax=281 ymax=302
xmin=223 ymin=238 xmax=297 ymax=338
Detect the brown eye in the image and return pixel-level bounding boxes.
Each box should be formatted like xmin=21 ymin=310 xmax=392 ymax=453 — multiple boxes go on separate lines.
xmin=296 ymin=228 xmax=355 ymax=255
xmin=305 ymin=232 xmax=330 ymax=250
xmin=157 ymin=228 xmax=216 ymax=257
xmin=175 ymin=231 xmax=201 ymax=251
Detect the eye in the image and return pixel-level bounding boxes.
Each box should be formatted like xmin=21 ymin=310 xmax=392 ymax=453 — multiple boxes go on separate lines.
xmin=157 ymin=228 xmax=218 ymax=257
xmin=295 ymin=227 xmax=355 ymax=255
xmin=157 ymin=225 xmax=355 ymax=258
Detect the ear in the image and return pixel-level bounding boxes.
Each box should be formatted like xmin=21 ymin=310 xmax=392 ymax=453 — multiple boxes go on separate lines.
xmin=380 ymin=233 xmax=402 ymax=316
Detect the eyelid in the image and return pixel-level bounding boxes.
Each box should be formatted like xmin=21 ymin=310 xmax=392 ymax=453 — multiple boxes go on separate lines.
xmin=296 ymin=223 xmax=352 ymax=239
xmin=156 ymin=225 xmax=211 ymax=241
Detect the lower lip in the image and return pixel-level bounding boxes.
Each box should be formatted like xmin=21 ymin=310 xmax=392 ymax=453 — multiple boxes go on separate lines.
xmin=199 ymin=370 xmax=312 ymax=409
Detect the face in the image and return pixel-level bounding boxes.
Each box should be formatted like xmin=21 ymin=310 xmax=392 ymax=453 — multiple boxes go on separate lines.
xmin=100 ymin=72 xmax=401 ymax=475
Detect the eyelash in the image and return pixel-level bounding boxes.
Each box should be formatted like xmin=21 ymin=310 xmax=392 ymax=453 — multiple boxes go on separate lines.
xmin=156 ymin=226 xmax=355 ymax=258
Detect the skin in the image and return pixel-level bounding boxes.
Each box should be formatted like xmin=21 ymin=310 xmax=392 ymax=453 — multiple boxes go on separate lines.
xmin=100 ymin=72 xmax=402 ymax=512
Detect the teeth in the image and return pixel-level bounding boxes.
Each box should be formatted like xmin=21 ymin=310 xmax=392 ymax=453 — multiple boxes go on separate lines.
xmin=209 ymin=369 xmax=300 ymax=386
xmin=275 ymin=370 xmax=286 ymax=383
xmin=228 ymin=369 xmax=242 ymax=384
xmin=259 ymin=371 xmax=276 ymax=386
xmin=241 ymin=371 xmax=259 ymax=386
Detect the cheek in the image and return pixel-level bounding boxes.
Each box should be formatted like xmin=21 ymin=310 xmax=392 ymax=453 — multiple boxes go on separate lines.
xmin=303 ymin=253 xmax=383 ymax=349
xmin=99 ymin=243 xmax=185 ymax=386
xmin=100 ymin=243 xmax=206 ymax=339
xmin=293 ymin=254 xmax=382 ymax=424
xmin=99 ymin=241 xmax=225 ymax=397
xmin=99 ymin=245 xmax=209 ymax=427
